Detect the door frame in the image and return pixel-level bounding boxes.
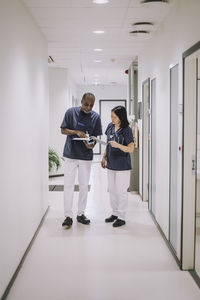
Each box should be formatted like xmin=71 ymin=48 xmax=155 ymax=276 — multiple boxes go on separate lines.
xmin=150 ymin=78 xmax=156 ymax=215
xmin=142 ymin=78 xmax=150 ymax=201
xmin=169 ymin=64 xmax=179 ymax=255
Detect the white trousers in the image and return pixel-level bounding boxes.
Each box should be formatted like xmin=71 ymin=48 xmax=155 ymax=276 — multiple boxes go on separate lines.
xmin=64 ymin=158 xmax=92 ymax=218
xmin=107 ymin=169 xmax=131 ymax=221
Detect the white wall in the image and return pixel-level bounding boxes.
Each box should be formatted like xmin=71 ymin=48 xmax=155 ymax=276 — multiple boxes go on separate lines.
xmin=0 ymin=0 xmax=49 ymax=297
xmin=49 ymin=67 xmax=77 ymax=175
xmin=76 ymin=84 xmax=127 ymax=154
xmin=138 ymin=0 xmax=200 ymax=255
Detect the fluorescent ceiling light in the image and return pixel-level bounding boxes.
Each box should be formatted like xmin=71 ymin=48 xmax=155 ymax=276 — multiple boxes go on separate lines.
xmin=93 ymin=0 xmax=109 ymax=3
xmin=93 ymin=30 xmax=104 ymax=34
xmin=94 ymin=48 xmax=103 ymax=51
xmin=94 ymin=60 xmax=102 ymax=63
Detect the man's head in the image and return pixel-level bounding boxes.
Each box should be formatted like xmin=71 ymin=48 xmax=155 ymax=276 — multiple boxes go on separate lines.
xmin=81 ymin=93 xmax=95 ymax=114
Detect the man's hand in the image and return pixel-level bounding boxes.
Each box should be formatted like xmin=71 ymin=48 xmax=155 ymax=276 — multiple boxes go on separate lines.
xmin=75 ymin=130 xmax=87 ymax=138
xmin=61 ymin=128 xmax=87 ymax=137
xmin=83 ymin=141 xmax=95 ymax=149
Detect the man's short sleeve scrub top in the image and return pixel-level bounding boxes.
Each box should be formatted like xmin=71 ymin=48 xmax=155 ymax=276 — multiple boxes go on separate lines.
xmin=61 ymin=107 xmax=102 ymax=160
xmin=105 ymin=123 xmax=134 ymax=171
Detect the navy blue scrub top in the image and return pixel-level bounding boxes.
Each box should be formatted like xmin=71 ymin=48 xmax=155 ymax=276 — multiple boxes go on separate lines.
xmin=105 ymin=122 xmax=134 ymax=171
xmin=61 ymin=107 xmax=102 ymax=160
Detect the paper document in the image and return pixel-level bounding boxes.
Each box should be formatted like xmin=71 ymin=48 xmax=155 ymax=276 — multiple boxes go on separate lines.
xmin=72 ymin=137 xmax=91 ymax=141
xmin=90 ymin=136 xmax=107 ymax=145
xmin=72 ymin=136 xmax=107 ymax=145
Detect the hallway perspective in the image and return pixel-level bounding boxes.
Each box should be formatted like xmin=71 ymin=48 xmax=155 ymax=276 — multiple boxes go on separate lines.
xmin=6 ymin=162 xmax=200 ymax=300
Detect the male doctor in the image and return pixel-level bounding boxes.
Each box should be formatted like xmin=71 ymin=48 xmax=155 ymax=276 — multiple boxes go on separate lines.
xmin=60 ymin=93 xmax=102 ymax=228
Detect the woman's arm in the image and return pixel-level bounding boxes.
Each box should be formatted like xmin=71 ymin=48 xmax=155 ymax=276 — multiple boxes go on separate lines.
xmin=109 ymin=141 xmax=134 ymax=153
xmin=101 ymin=149 xmax=107 ymax=168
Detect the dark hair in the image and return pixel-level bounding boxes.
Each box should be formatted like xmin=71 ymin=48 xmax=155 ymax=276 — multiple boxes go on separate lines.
xmin=111 ymin=106 xmax=129 ymax=128
xmin=82 ymin=92 xmax=95 ymax=102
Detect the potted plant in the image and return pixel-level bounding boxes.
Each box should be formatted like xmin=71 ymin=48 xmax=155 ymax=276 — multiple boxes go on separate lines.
xmin=48 ymin=147 xmax=64 ymax=174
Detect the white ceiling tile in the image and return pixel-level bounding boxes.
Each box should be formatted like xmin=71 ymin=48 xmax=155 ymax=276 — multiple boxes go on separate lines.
xmin=29 ymin=7 xmax=127 ymax=20
xmin=23 ymin=0 xmax=130 ymax=8
xmin=129 ymin=0 xmax=141 ymax=7
xmin=22 ymin=0 xmax=173 ymax=84
xmin=36 ymin=17 xmax=124 ymax=28
xmin=125 ymin=6 xmax=171 ymax=21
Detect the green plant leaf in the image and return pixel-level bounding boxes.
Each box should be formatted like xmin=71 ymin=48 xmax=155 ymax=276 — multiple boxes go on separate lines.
xmin=48 ymin=147 xmax=63 ymax=172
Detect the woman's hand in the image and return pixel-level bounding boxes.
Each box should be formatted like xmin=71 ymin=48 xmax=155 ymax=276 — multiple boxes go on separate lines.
xmin=108 ymin=141 xmax=120 ymax=148
xmin=101 ymin=157 xmax=106 ymax=168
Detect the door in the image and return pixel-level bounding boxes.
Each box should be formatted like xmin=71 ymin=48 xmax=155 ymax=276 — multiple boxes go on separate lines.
xmin=182 ymin=43 xmax=200 ymax=271
xmin=195 ymin=66 xmax=200 ymax=277
xmin=150 ymin=78 xmax=156 ymax=215
xmin=169 ymin=64 xmax=179 ymax=254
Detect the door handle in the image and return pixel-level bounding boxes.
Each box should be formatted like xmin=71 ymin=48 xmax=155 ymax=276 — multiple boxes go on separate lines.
xmin=192 ymin=156 xmax=196 ymax=175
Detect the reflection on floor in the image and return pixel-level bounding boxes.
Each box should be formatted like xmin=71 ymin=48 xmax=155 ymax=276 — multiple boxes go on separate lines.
xmin=49 ymin=184 xmax=91 ymax=191
xmin=6 ymin=162 xmax=200 ymax=300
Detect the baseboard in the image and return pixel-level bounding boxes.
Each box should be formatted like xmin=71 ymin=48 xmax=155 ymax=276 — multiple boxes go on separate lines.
xmin=189 ymin=271 xmax=200 ymax=288
xmin=49 ymin=174 xmax=64 ymax=178
xmin=149 ymin=211 xmax=181 ymax=268
xmin=1 ymin=206 xmax=49 ymax=300
xmin=149 ymin=210 xmax=200 ymax=289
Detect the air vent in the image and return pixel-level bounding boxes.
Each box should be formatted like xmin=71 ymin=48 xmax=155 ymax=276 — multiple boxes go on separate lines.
xmin=48 ymin=56 xmax=54 ymax=63
xmin=130 ymin=30 xmax=150 ymax=34
xmin=141 ymin=0 xmax=168 ymax=3
xmin=132 ymin=22 xmax=153 ymax=26
xmin=132 ymin=22 xmax=154 ymax=31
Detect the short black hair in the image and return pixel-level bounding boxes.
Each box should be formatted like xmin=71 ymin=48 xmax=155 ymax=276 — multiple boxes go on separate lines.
xmin=82 ymin=92 xmax=95 ymax=102
xmin=111 ymin=106 xmax=129 ymax=128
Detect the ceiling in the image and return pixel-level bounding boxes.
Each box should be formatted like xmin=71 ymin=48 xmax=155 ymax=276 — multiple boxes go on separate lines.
xmin=22 ymin=0 xmax=174 ymax=86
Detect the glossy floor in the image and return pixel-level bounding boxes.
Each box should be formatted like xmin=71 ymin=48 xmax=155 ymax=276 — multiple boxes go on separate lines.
xmin=7 ymin=162 xmax=200 ymax=300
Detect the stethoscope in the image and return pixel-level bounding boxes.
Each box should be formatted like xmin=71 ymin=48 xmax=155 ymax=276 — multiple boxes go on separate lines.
xmin=109 ymin=127 xmax=124 ymax=144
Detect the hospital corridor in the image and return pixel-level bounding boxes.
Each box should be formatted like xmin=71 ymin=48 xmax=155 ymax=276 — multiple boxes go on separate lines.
xmin=5 ymin=161 xmax=200 ymax=300
xmin=1 ymin=0 xmax=200 ymax=299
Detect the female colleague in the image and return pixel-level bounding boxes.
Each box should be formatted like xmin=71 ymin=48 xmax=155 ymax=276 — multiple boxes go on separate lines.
xmin=101 ymin=106 xmax=134 ymax=227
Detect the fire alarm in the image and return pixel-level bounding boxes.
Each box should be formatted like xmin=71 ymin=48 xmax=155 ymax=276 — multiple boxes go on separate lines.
xmin=125 ymin=69 xmax=129 ymax=74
